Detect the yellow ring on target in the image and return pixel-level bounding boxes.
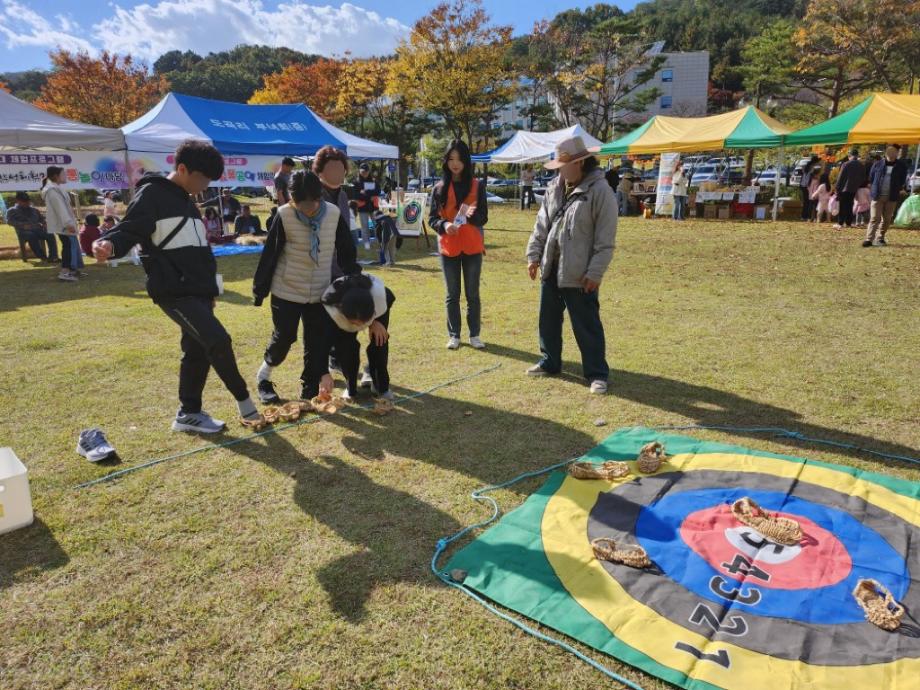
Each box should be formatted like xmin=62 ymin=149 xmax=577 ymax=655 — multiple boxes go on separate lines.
xmin=542 ymin=452 xmax=920 ymax=689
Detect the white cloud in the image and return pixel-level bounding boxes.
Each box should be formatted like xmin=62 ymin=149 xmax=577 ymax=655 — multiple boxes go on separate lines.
xmin=0 ymin=0 xmax=409 ymax=62
xmin=0 ymin=1 xmax=94 ymax=54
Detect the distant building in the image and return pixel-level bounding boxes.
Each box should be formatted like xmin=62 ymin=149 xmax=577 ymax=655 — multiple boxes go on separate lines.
xmin=626 ymin=42 xmax=710 ymax=122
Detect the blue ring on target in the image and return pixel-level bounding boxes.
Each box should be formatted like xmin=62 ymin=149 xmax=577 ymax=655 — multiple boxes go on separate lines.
xmin=635 ymin=488 xmax=911 ymax=624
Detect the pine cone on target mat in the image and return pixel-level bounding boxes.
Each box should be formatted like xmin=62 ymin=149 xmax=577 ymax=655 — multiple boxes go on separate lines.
xmin=636 ymin=441 xmax=667 ymax=473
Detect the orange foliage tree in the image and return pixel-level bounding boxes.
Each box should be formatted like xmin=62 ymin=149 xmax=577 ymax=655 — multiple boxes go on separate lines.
xmin=248 ymin=59 xmax=344 ymax=121
xmin=35 ymin=50 xmax=166 ymax=128
xmin=0 ymin=81 xmax=9 ymax=93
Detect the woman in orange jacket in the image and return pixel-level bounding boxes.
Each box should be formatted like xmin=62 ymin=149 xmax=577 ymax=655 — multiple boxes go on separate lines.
xmin=428 ymin=140 xmax=488 ymax=350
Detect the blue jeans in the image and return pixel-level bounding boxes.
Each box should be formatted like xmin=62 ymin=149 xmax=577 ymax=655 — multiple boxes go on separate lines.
xmin=440 ymin=252 xmax=482 ymax=338
xmin=672 ymin=195 xmax=688 ymax=220
xmin=538 ymin=273 xmax=609 ymax=382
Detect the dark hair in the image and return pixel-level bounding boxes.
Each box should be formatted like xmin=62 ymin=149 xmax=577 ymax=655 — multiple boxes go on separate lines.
xmin=242 ymin=204 xmax=251 ymax=211
xmin=282 ymin=157 xmax=295 ymax=167
xmin=819 ymin=171 xmax=830 ymax=187
xmin=42 ymin=166 xmax=64 ymax=187
xmin=313 ymin=146 xmax=348 ymax=174
xmin=439 ymin=139 xmax=474 ymax=206
xmin=290 ymin=170 xmax=323 ymax=203
xmin=174 ymin=139 xmax=224 ymax=180
xmin=582 ymin=156 xmax=600 ymax=173
xmin=84 ymin=213 xmax=100 ymax=227
xmin=204 ymin=207 xmax=218 ymax=220
xmin=14 ymin=191 xmax=30 ymax=202
xmin=322 ymin=274 xmax=375 ymax=322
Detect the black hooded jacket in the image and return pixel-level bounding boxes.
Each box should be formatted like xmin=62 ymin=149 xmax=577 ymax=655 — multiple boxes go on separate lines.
xmin=103 ymin=174 xmax=217 ymax=301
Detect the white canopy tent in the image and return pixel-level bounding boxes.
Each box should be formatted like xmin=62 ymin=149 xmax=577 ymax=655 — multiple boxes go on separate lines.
xmin=472 ymin=125 xmax=603 ymax=164
xmin=0 ymin=89 xmax=125 ymax=150
xmin=0 ymin=90 xmax=129 ymax=191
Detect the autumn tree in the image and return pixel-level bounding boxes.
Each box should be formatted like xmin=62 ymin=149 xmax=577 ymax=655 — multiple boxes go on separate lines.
xmin=35 ymin=50 xmax=166 ymax=128
xmin=0 ymin=81 xmax=8 ymax=93
xmin=799 ymin=0 xmax=920 ymax=94
xmin=249 ymin=59 xmax=344 ymax=121
xmin=390 ymin=0 xmax=514 ymax=145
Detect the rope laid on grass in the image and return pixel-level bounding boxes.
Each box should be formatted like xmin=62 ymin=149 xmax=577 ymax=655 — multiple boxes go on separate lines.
xmin=74 ymin=363 xmax=502 ymax=490
xmin=652 ymin=425 xmax=920 ymax=467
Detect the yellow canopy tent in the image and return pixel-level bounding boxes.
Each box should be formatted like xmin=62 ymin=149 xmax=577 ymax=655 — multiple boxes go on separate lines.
xmin=784 ymin=94 xmax=920 ymax=146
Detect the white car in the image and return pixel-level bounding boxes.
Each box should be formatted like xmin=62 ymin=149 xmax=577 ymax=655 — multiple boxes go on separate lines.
xmin=485 ymin=192 xmax=506 ymax=204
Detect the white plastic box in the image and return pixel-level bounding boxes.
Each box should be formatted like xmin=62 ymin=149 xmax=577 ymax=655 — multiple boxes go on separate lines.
xmin=0 ymin=448 xmax=34 ymax=534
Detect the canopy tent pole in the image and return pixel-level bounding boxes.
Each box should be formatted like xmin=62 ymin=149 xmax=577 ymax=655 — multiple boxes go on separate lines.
xmin=772 ymin=144 xmax=783 ymax=222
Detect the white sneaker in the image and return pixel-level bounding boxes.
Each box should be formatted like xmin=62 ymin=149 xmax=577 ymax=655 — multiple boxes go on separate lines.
xmin=446 ymin=337 xmax=460 ymax=350
xmin=172 ymin=410 xmax=226 ymax=433
xmin=359 ymin=369 xmax=374 ymax=388
xmin=76 ymin=428 xmax=116 ymax=462
xmin=589 ymin=380 xmax=608 ymax=395
xmin=364 ymin=241 xmax=371 ymax=250
xmin=469 ymin=336 xmax=485 ymax=350
xmin=832 ymin=224 xmax=841 ymax=230
xmin=58 ymin=269 xmax=77 ymax=282
xmin=872 ymin=239 xmax=884 ymax=247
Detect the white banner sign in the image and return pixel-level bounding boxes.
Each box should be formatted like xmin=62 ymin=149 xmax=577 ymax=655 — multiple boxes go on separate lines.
xmin=654 ymin=152 xmax=680 ymax=215
xmin=0 ymin=151 xmax=129 ymax=191
xmin=128 ymin=152 xmax=281 ymax=188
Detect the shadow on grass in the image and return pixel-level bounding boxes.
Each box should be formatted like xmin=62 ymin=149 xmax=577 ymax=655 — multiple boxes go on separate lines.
xmin=0 ymin=518 xmax=69 ymax=591
xmin=230 ymin=390 xmax=596 ymax=621
xmin=0 ymin=263 xmax=149 ymax=313
xmin=487 ymin=342 xmax=920 ymax=467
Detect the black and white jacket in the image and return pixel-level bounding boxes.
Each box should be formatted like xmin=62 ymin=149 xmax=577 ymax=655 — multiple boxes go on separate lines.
xmin=103 ymin=174 xmax=216 ymax=302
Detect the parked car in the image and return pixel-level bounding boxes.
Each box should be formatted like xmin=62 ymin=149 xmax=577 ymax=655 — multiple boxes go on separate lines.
xmin=689 ymin=164 xmax=723 ymax=185
xmin=95 ymin=190 xmax=122 ymax=204
xmin=485 ymin=192 xmax=506 ymax=204
xmin=230 ymin=186 xmax=270 ymax=198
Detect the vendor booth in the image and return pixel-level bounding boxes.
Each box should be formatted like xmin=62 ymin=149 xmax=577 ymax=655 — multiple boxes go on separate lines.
xmin=0 ymin=90 xmax=128 ymax=191
xmin=123 ymin=93 xmax=398 ymax=188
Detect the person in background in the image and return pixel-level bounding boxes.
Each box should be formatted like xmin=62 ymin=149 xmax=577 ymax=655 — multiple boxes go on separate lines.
xmin=323 ymin=273 xmax=396 ymax=402
xmin=274 ymin=157 xmax=295 ymax=206
xmin=812 ymin=171 xmax=833 ymax=224
xmin=864 ymin=145 xmax=909 ymax=247
xmin=233 ymin=205 xmax=263 ymax=235
xmin=806 ymin=166 xmax=821 ymax=221
xmin=41 ymin=166 xmax=83 ymax=281
xmin=525 ymin=136 xmax=616 ymax=395
xmin=799 ymin=155 xmax=820 ymax=221
xmin=671 ymin=160 xmax=689 ymax=221
xmin=313 ymin=146 xmax=352 ymax=232
xmin=604 ymin=166 xmax=620 ymax=195
xmin=520 ymin=165 xmax=536 ymax=210
xmin=202 ymin=207 xmax=223 ymax=243
xmin=352 ymin=163 xmax=381 ymax=249
xmin=202 ymin=189 xmax=241 ymax=232
xmin=92 ymin=139 xmax=265 ymax=431
xmin=428 ymin=139 xmax=489 ymax=350
xmin=78 ymin=213 xmax=102 ymax=256
xmin=834 ymin=148 xmax=866 ymax=230
xmin=854 ymin=181 xmax=871 ymax=227
xmin=103 ymin=191 xmax=117 ymax=219
xmin=6 ymin=191 xmax=58 ymax=263
xmin=617 ymin=172 xmax=634 ymax=216
xmin=251 ymin=171 xmax=360 ymax=405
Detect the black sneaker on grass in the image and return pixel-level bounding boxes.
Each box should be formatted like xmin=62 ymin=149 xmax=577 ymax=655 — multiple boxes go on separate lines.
xmin=861 ymin=240 xmax=873 ymax=247
xmin=257 ymin=379 xmax=280 ymax=404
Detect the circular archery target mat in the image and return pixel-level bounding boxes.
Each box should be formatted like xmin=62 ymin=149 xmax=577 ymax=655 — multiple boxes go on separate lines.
xmin=444 ymin=427 xmax=920 ymax=690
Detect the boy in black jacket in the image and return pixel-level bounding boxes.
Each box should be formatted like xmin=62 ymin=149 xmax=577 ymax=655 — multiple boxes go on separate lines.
xmin=92 ymin=140 xmax=264 ymax=431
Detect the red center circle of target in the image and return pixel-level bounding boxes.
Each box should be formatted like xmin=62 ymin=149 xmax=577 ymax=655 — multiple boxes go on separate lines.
xmin=679 ymin=504 xmax=852 ymax=589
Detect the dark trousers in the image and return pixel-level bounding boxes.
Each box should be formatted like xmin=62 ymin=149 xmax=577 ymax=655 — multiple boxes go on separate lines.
xmin=158 ymin=295 xmax=250 ymax=413
xmin=538 ymin=274 xmax=609 ymax=382
xmin=263 ymin=296 xmax=332 ymax=398
xmin=334 ymin=308 xmax=391 ymax=395
xmin=14 ymin=228 xmax=47 ymax=260
xmin=799 ymin=187 xmax=812 ymax=220
xmin=837 ymin=191 xmax=855 ymax=227
xmin=60 ymin=233 xmax=72 ymax=269
xmin=441 ymin=252 xmax=482 ymax=338
xmin=42 ymin=232 xmax=59 ymax=260
xmin=520 ymin=186 xmax=536 ymax=210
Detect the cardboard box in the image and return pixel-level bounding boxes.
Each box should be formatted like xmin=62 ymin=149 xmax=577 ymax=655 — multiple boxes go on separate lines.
xmin=717 ymin=206 xmax=730 ymax=220
xmin=703 ymin=205 xmax=718 ymax=219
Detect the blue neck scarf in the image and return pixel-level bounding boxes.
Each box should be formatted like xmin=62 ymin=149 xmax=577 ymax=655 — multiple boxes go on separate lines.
xmin=292 ymin=201 xmax=326 ymax=265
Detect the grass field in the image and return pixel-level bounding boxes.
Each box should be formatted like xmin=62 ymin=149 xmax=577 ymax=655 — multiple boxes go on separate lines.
xmin=1 ymin=206 xmax=918 ymax=690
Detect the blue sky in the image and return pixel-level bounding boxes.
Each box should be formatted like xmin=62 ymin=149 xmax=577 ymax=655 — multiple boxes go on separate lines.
xmin=0 ymin=0 xmax=640 ymax=73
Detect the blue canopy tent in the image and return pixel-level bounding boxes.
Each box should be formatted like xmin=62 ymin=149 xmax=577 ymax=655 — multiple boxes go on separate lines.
xmin=123 ymin=93 xmax=398 ymax=158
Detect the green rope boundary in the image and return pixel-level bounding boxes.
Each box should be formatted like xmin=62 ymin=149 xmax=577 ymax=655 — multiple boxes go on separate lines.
xmin=74 ymin=363 xmax=502 ymax=490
